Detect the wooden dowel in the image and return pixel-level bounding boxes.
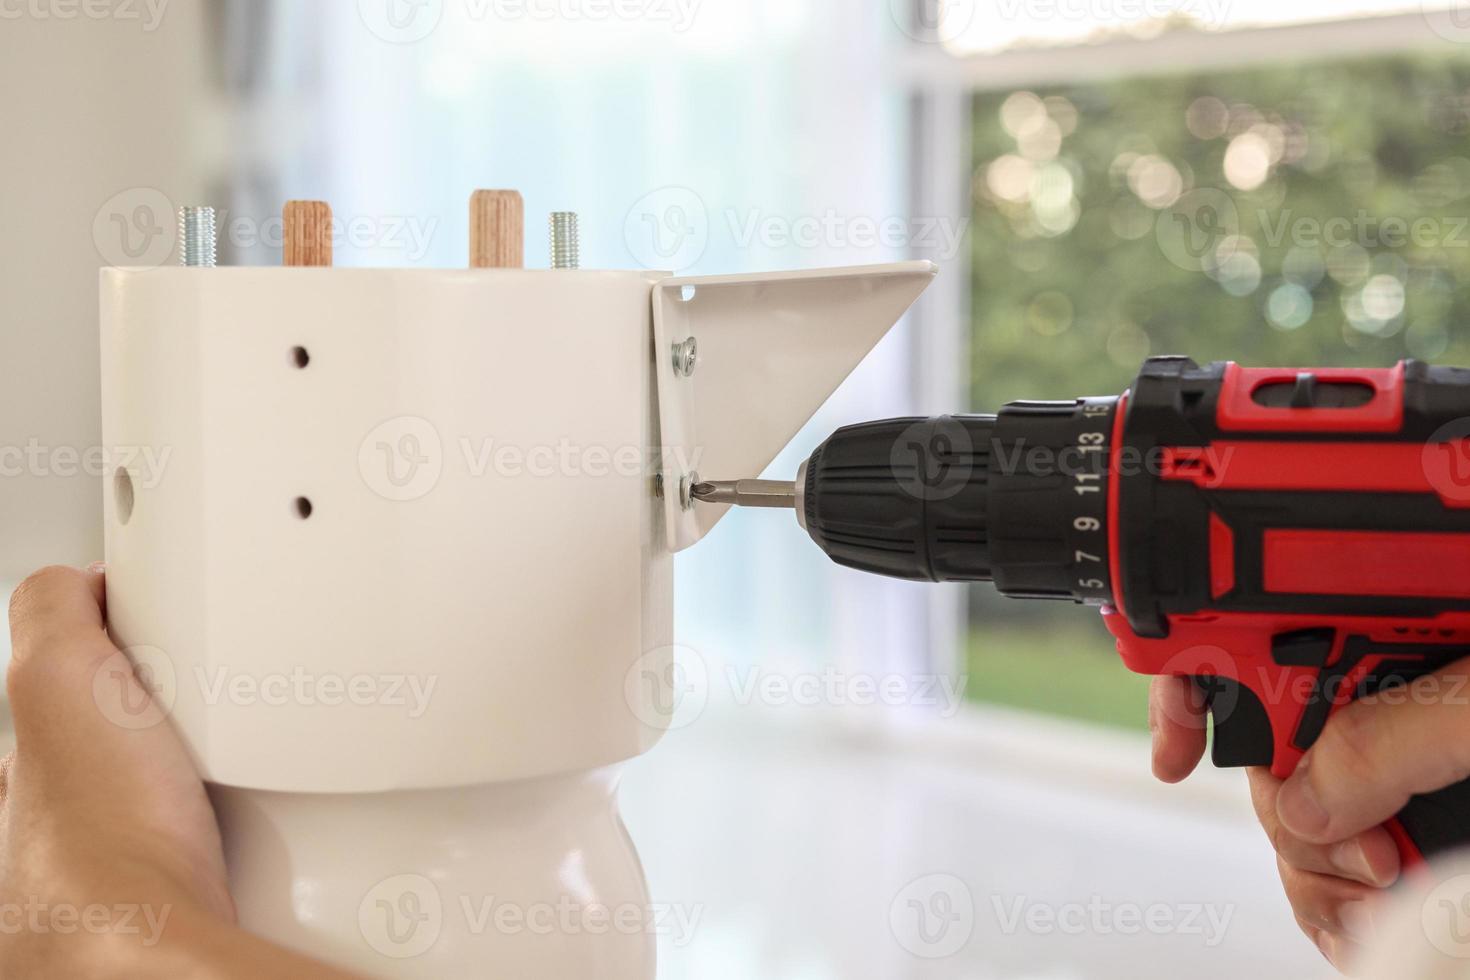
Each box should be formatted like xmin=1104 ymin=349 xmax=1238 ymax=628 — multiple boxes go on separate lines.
xmin=469 ymin=190 xmax=524 ymax=269
xmin=284 ymin=200 xmax=333 ymax=267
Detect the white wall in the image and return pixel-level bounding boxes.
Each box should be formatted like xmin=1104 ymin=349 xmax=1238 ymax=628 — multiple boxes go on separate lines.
xmin=0 ymin=2 xmax=213 ymax=576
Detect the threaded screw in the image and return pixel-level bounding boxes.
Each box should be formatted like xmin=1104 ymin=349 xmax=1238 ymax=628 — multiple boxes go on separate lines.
xmin=179 ymin=207 xmax=217 ymax=267
xmin=672 ymin=337 xmax=698 ymax=377
xmin=550 ymin=211 xmax=580 ymax=270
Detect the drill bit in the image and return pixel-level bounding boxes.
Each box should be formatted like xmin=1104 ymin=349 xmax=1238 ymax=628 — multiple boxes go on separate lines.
xmin=691 ymin=479 xmax=797 ymax=509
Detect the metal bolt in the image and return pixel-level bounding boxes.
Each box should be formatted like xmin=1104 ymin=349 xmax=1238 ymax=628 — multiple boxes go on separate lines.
xmin=550 ymin=212 xmax=580 ymax=270
xmin=678 ymin=471 xmax=700 ymax=511
xmin=178 ymin=206 xmax=217 ymax=267
xmin=672 ymin=337 xmax=698 ymax=378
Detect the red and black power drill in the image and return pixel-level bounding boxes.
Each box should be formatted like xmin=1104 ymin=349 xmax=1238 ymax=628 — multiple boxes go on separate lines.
xmin=693 ymin=356 xmax=1470 ymax=867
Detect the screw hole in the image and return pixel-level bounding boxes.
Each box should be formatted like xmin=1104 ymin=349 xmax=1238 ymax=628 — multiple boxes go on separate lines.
xmin=114 ymin=468 xmax=135 ymax=525
xmin=294 ymin=496 xmax=313 ymax=519
xmin=291 ymin=346 xmax=310 ymax=368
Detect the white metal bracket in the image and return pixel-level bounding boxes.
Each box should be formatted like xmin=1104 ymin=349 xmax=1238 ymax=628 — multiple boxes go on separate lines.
xmin=652 ymin=260 xmax=938 ymax=552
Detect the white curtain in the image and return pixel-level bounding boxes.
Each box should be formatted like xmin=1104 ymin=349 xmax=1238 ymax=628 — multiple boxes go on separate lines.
xmin=244 ymin=0 xmax=946 ymax=682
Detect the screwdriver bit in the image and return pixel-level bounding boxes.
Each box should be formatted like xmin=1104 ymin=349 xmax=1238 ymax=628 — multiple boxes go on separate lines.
xmin=690 ymin=479 xmax=797 ymax=509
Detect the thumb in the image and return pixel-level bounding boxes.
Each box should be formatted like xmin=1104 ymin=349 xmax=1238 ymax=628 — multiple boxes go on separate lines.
xmin=7 ymin=564 xmax=112 ymax=716
xmin=1276 ymin=661 xmax=1470 ymax=845
xmin=6 ymin=564 xmax=173 ymax=758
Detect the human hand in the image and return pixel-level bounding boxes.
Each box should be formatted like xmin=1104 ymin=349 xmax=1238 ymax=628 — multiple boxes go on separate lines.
xmin=1148 ymin=673 xmax=1433 ymax=974
xmin=0 ymin=564 xmax=361 ymax=978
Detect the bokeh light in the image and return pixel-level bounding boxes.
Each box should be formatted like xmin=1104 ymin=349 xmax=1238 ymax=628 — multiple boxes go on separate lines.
xmin=1266 ymin=283 xmax=1314 ymax=330
xmin=971 ymin=55 xmax=1470 ymax=408
xmin=1224 ymin=131 xmax=1272 ymax=190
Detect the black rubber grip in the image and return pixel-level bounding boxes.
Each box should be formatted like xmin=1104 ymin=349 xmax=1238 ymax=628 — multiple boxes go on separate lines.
xmin=1397 ymin=781 xmax=1470 ymax=859
xmin=801 ymin=417 xmax=996 ymax=582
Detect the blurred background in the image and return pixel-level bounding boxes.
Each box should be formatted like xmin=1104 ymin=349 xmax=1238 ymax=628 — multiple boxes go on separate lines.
xmin=4 ymin=1 xmax=1470 ymax=977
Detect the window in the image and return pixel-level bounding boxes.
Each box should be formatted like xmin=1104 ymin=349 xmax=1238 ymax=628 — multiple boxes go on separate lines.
xmin=963 ymin=31 xmax=1470 ymax=728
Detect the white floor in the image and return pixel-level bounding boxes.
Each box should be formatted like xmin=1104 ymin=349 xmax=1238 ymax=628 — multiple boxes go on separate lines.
xmin=620 ymin=704 xmax=1336 ymax=980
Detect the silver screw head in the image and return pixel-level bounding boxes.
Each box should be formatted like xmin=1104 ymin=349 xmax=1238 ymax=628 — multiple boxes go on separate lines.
xmin=678 ymin=471 xmax=700 ymax=511
xmin=672 ymin=337 xmax=698 ymax=377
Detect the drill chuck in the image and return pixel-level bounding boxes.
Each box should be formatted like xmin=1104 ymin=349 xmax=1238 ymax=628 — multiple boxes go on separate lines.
xmin=798 ymin=398 xmax=1119 ymax=603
